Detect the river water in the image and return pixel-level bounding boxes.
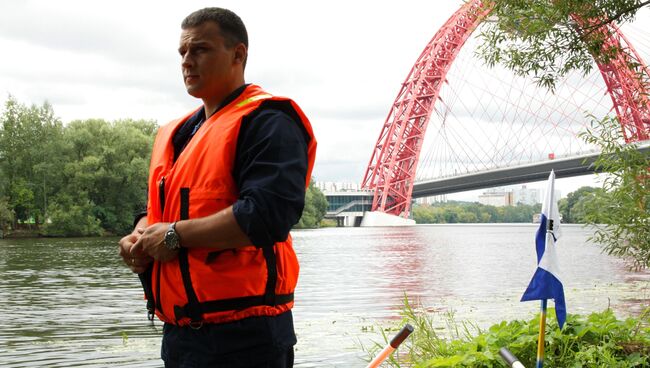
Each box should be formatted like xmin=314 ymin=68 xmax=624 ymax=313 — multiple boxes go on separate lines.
xmin=1 ymin=225 xmax=648 ymax=367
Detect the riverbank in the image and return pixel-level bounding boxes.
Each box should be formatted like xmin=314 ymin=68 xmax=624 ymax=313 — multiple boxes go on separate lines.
xmin=1 ymin=228 xmax=41 ymax=238
xmin=371 ymin=302 xmax=650 ymax=367
xmin=1 ymin=220 xmax=336 ymax=239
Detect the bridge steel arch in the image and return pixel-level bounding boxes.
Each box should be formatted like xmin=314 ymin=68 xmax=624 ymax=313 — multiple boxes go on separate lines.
xmin=361 ymin=0 xmax=650 ymax=219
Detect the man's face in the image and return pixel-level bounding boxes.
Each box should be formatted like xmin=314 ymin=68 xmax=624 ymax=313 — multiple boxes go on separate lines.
xmin=178 ymin=22 xmax=238 ymax=99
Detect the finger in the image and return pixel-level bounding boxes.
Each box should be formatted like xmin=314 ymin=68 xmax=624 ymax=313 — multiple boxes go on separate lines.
xmin=119 ymin=232 xmax=137 ymax=248
xmin=118 ymin=238 xmax=134 ymax=258
xmin=130 ymin=237 xmax=144 ymax=255
xmin=132 ymin=256 xmax=153 ymax=273
xmin=126 ymin=256 xmax=146 ymax=273
xmin=129 ymin=261 xmax=146 ymax=274
xmin=132 ymin=256 xmax=153 ymax=267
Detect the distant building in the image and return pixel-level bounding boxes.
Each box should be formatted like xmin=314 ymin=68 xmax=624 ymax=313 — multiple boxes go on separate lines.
xmin=315 ymin=181 xmax=373 ymax=227
xmin=478 ymin=189 xmax=513 ymax=207
xmin=314 ymin=181 xmax=362 ymax=192
xmin=479 ymin=185 xmax=543 ymax=207
xmin=415 ymin=194 xmax=448 ymax=205
xmin=512 ymin=185 xmax=540 ymax=205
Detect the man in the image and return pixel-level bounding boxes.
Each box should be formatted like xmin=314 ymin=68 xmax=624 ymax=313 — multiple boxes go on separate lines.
xmin=118 ymin=7 xmax=316 ymax=367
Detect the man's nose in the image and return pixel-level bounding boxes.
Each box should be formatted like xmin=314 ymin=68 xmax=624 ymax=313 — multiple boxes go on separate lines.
xmin=181 ymin=53 xmax=193 ymax=68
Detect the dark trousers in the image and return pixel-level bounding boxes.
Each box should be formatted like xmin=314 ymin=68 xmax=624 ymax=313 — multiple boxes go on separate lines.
xmin=161 ymin=312 xmax=296 ymax=368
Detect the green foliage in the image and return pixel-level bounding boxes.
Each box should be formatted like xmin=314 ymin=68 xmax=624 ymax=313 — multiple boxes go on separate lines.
xmin=412 ymin=201 xmax=541 ymax=224
xmin=0 ymin=96 xmax=64 ymax=225
xmin=558 ymin=186 xmax=604 ymax=223
xmin=477 ymin=0 xmax=649 ymax=90
xmin=0 ymin=95 xmax=327 ymax=236
xmin=368 ymin=298 xmax=650 ymax=367
xmin=57 ymin=118 xmax=155 ymax=234
xmin=43 ymin=195 xmax=103 ymax=237
xmin=0 ymin=97 xmax=156 ymax=237
xmin=296 ymin=179 xmax=328 ymax=228
xmin=0 ymin=196 xmax=14 ymax=233
xmin=579 ymin=116 xmax=650 ymax=269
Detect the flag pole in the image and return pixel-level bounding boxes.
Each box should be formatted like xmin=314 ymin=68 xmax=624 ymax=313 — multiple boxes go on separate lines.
xmin=536 ymin=299 xmax=547 ymax=368
xmin=365 ymin=324 xmax=414 ymax=368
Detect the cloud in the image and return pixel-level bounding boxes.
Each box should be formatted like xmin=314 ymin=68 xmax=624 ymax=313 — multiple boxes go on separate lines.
xmin=0 ymin=1 xmax=177 ymax=67
xmin=0 ymin=0 xmax=647 ymax=195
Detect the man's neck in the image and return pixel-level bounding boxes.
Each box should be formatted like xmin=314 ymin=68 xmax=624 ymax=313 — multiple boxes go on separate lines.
xmin=202 ymin=79 xmax=246 ymax=117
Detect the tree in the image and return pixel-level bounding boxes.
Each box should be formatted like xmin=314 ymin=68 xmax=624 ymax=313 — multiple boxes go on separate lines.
xmin=0 ymin=196 xmax=13 ymax=235
xmin=477 ymin=0 xmax=650 ymax=90
xmin=296 ymin=179 xmax=328 ymax=228
xmin=0 ymin=97 xmax=63 ymax=226
xmin=53 ymin=118 xmax=155 ymax=235
xmin=0 ymin=97 xmax=156 ymax=237
xmin=559 ymin=186 xmax=602 ymax=223
xmin=579 ymin=116 xmax=649 ymax=269
xmin=43 ymin=194 xmax=103 ymax=237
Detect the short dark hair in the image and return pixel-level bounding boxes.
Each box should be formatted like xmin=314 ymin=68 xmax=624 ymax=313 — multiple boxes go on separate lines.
xmin=181 ymin=7 xmax=248 ymax=49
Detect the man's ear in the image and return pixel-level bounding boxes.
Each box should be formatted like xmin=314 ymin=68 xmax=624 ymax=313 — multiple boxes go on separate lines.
xmin=233 ymin=43 xmax=247 ymax=66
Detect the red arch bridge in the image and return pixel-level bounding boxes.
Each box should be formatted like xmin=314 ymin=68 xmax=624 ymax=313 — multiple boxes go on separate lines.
xmin=358 ymin=0 xmax=650 ymax=225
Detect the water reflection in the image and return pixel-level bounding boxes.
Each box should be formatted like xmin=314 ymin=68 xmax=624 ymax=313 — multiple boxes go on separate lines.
xmin=0 ymin=225 xmax=647 ymax=367
xmin=290 ymin=225 xmax=649 ymax=366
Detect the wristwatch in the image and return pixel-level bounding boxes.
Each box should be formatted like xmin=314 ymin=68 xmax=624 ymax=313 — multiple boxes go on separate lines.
xmin=164 ymin=222 xmax=181 ymax=251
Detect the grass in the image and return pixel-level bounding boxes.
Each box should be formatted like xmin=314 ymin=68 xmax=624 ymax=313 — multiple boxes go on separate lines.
xmin=365 ymin=297 xmax=650 ymax=367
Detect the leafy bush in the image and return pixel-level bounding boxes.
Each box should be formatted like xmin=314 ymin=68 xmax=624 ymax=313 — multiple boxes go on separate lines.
xmin=367 ymin=298 xmax=650 ymax=367
xmin=0 ymin=196 xmax=14 ymax=233
xmin=43 ymin=199 xmax=103 ymax=237
xmin=579 ymin=116 xmax=650 ymax=270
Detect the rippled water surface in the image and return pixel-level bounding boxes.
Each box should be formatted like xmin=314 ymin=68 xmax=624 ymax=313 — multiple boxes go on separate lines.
xmin=1 ymin=225 xmax=648 ymax=367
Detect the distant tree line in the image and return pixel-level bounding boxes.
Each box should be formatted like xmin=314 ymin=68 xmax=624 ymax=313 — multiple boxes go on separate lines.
xmin=412 ymin=201 xmax=542 ymax=224
xmin=413 ymin=187 xmax=611 ymax=225
xmin=0 ymin=97 xmax=328 ymax=237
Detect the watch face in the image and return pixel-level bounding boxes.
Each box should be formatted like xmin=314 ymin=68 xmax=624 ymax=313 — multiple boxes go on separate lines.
xmin=165 ymin=225 xmax=180 ymax=250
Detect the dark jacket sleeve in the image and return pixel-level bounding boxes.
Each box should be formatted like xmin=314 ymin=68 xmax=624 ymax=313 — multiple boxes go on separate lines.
xmin=232 ymin=104 xmax=310 ymax=247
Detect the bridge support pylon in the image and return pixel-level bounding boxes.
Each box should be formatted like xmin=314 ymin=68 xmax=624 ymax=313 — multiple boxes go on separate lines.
xmin=360 ymin=211 xmax=416 ymax=227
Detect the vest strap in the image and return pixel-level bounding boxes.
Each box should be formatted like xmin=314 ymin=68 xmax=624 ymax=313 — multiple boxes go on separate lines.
xmin=155 ymin=261 xmax=162 ymax=312
xmin=173 ymin=293 xmax=294 ymax=321
xmin=177 ymin=188 xmax=203 ymax=323
xmin=180 ymin=188 xmax=189 ymax=220
xmin=262 ymin=246 xmax=278 ymax=306
xmin=138 ymin=266 xmax=156 ymax=321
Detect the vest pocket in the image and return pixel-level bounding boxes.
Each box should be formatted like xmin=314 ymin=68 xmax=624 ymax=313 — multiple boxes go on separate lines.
xmin=186 ymin=189 xmax=233 ymax=220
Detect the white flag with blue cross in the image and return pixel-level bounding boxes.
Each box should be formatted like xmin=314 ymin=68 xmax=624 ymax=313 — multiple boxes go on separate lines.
xmin=521 ymin=170 xmax=567 ymax=329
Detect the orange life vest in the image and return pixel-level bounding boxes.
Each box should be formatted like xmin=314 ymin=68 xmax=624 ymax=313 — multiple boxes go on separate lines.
xmin=145 ymin=84 xmax=316 ymax=326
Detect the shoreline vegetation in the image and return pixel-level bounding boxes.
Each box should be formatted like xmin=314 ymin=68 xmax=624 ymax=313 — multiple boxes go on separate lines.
xmin=0 ymin=97 xmax=625 ymax=239
xmin=0 ymin=97 xmax=328 ymax=238
xmin=366 ymin=298 xmax=650 ymax=367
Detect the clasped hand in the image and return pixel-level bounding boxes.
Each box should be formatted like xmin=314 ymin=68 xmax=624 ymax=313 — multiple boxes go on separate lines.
xmin=118 ymin=222 xmax=179 ymax=273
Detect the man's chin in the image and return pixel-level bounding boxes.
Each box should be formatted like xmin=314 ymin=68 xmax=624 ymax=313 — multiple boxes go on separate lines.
xmin=185 ymin=87 xmax=202 ymax=98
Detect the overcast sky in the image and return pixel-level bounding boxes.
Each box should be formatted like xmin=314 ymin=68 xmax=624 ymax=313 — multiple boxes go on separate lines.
xmin=1 ymin=1 xmax=648 ymax=200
